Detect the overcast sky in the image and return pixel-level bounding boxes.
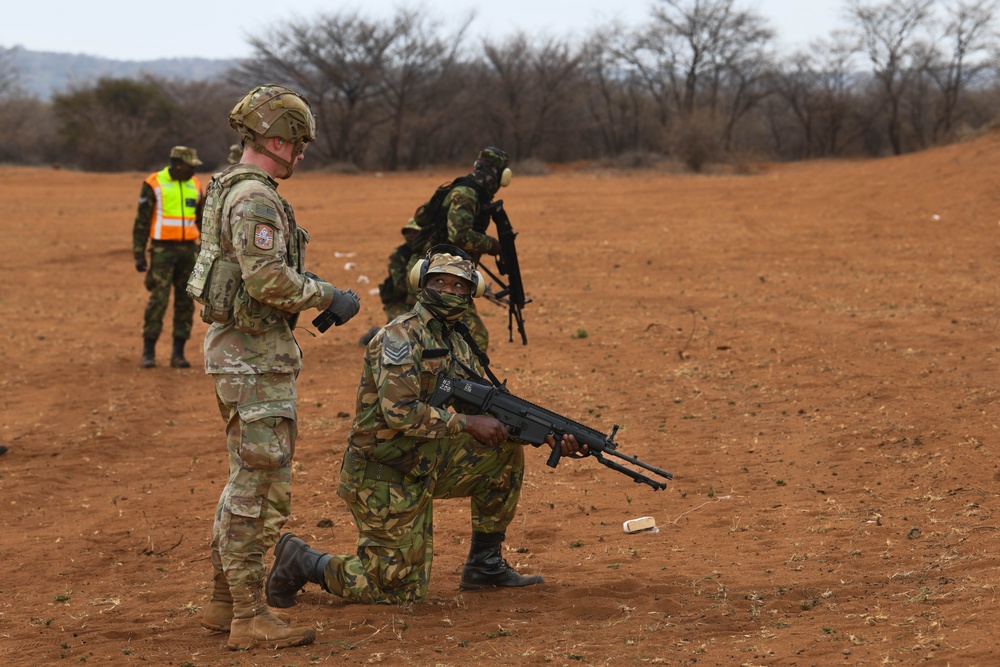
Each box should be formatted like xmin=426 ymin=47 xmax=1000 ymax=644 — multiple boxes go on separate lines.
xmin=4 ymin=0 xmax=848 ymax=61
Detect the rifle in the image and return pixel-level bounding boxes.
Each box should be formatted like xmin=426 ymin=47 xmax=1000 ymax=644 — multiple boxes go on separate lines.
xmin=429 ymin=375 xmax=673 ymax=490
xmin=480 ymin=200 xmax=530 ymax=345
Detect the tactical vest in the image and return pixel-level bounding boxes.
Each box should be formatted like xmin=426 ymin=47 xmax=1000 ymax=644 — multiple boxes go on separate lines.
xmin=186 ymin=165 xmax=307 ymax=330
xmin=145 ymin=167 xmax=202 ymax=242
xmin=409 ymin=176 xmax=492 ymax=254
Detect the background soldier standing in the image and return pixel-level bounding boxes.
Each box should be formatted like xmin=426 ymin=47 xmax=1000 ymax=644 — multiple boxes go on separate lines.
xmin=186 ymin=84 xmax=360 ymax=650
xmin=133 ymin=146 xmax=205 ymax=368
xmin=403 ymin=147 xmax=513 ymax=352
xmin=264 ymin=248 xmax=584 ymax=609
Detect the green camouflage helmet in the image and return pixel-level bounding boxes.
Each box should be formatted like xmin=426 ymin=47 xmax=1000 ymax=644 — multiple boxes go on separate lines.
xmin=229 ymin=84 xmax=317 ymax=145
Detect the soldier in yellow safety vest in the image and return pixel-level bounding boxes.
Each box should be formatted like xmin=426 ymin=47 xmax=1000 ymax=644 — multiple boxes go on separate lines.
xmin=132 ymin=146 xmax=205 ymax=368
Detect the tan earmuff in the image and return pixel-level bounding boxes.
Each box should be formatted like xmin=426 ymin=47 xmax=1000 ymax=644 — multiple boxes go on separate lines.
xmin=500 ymin=167 xmax=512 ymax=188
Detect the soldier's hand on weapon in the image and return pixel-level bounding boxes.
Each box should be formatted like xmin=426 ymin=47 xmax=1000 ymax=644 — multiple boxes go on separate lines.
xmin=465 ymin=414 xmax=509 ymax=447
xmin=134 ymin=255 xmax=148 ymax=272
xmin=488 ymin=237 xmax=501 ymax=256
xmin=545 ymin=433 xmax=589 ymax=457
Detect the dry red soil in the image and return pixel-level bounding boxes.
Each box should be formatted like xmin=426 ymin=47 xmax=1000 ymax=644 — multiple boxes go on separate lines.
xmin=3 ymin=135 xmax=1000 ymax=666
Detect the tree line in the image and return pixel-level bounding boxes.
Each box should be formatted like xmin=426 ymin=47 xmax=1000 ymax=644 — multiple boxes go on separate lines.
xmin=1 ymin=0 xmax=999 ymax=173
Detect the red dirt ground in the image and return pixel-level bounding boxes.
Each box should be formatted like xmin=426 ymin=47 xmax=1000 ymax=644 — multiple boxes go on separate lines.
xmin=3 ymin=135 xmax=1000 ymax=666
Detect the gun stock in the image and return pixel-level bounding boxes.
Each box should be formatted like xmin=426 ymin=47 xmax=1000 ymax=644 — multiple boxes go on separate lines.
xmin=429 ymin=376 xmax=673 ymax=490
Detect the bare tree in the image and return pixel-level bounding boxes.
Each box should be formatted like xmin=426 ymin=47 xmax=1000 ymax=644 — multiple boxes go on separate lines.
xmin=927 ymin=0 xmax=1000 ymax=141
xmin=847 ymin=0 xmax=936 ymax=155
xmin=580 ymin=27 xmax=650 ymax=155
xmin=375 ymin=10 xmax=470 ymax=170
xmin=774 ymin=35 xmax=868 ymax=158
xmin=233 ymin=11 xmax=398 ymax=166
xmin=479 ymin=32 xmax=584 ymax=159
xmin=0 ymin=46 xmax=21 ymax=99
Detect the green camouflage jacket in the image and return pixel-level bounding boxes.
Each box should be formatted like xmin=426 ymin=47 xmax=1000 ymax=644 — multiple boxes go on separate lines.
xmin=347 ymin=303 xmax=480 ymax=471
xmin=444 ymin=184 xmax=495 ymax=258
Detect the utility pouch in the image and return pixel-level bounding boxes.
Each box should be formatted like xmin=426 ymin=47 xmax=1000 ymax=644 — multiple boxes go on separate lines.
xmin=232 ymin=285 xmax=281 ymax=334
xmin=198 ymin=259 xmax=242 ymax=324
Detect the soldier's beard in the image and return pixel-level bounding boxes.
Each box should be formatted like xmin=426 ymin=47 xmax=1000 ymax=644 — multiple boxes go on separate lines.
xmin=420 ymin=289 xmax=470 ymax=323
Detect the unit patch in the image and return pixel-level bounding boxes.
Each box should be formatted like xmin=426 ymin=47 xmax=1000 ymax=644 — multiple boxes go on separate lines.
xmin=254 ymin=223 xmax=275 ymax=250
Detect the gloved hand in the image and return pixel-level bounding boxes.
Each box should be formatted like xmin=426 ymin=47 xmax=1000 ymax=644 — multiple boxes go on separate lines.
xmin=312 ymin=288 xmax=361 ymax=333
xmin=135 ymin=256 xmax=148 ymax=272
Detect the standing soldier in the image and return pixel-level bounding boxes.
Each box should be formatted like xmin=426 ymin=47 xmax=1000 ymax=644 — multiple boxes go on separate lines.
xmin=132 ymin=146 xmax=205 ymax=368
xmin=186 ymin=84 xmax=361 ymax=651
xmin=404 ymin=147 xmax=513 ymax=352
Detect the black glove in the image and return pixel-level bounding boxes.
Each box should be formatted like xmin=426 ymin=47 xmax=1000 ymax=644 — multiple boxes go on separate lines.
xmin=313 ymin=288 xmax=361 ymax=333
xmin=135 ymin=256 xmax=148 ymax=272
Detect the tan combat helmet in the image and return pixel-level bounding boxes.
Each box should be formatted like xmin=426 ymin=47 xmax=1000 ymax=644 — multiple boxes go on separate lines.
xmin=229 ymin=84 xmax=316 ymax=172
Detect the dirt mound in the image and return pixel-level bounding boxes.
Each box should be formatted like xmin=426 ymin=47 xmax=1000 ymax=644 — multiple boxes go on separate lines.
xmin=2 ymin=134 xmax=999 ymax=665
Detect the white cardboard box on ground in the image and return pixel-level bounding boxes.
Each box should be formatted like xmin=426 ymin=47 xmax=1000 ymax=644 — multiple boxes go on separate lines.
xmin=623 ymin=516 xmax=657 ymax=533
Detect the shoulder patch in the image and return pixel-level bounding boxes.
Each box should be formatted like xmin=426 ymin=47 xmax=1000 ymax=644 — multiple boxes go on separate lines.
xmin=381 ymin=324 xmax=414 ymax=366
xmin=382 ymin=337 xmax=412 ymax=366
xmin=253 ymin=223 xmax=275 ymax=250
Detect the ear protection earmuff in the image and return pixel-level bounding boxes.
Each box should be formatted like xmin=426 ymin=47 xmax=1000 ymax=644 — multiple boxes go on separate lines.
xmin=408 ymin=244 xmax=486 ymax=297
xmin=499 ymin=167 xmax=512 ymax=187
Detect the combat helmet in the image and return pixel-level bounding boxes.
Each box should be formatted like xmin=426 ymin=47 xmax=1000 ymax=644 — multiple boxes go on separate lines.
xmin=229 ymin=85 xmax=316 ymax=174
xmin=229 ymin=84 xmax=316 ymax=145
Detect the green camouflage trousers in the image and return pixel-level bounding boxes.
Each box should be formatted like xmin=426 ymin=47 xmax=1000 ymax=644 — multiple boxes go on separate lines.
xmin=210 ymin=372 xmax=297 ymax=589
xmin=143 ymin=241 xmax=197 ymax=340
xmin=325 ymin=435 xmax=524 ymax=603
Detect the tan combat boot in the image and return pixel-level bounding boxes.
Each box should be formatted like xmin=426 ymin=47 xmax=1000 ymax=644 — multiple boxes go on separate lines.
xmin=202 ymin=552 xmax=289 ymax=632
xmin=227 ymin=580 xmax=315 ymax=650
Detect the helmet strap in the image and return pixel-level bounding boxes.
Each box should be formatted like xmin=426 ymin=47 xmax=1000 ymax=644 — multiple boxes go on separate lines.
xmin=246 ymin=135 xmax=299 ymax=175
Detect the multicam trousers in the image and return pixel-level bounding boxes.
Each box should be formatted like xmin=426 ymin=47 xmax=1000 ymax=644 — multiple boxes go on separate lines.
xmin=142 ymin=240 xmax=197 ymax=340
xmin=210 ymin=372 xmax=297 ymax=589
xmin=324 ymin=435 xmax=524 ymax=603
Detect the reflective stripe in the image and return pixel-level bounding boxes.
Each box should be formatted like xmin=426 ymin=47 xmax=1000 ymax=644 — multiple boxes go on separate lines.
xmin=146 ymin=167 xmax=202 ymax=242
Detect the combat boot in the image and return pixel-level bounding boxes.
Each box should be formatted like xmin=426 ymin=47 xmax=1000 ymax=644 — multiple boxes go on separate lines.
xmin=458 ymin=531 xmax=544 ymax=591
xmin=227 ymin=579 xmax=315 ymax=650
xmin=266 ymin=532 xmax=333 ymax=608
xmin=170 ymin=337 xmax=191 ymax=368
xmin=201 ymin=551 xmax=289 ymax=632
xmin=140 ymin=337 xmax=157 ymax=369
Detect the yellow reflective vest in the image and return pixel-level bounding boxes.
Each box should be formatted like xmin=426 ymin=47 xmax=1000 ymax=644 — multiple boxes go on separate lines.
xmin=145 ymin=167 xmax=203 ymax=242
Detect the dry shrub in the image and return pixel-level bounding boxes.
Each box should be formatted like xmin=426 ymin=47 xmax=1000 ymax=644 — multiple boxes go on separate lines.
xmin=668 ymin=114 xmax=722 ymax=173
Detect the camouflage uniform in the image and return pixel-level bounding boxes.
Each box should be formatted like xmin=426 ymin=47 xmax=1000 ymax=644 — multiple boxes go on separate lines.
xmin=405 ymin=185 xmax=496 ymax=350
xmin=133 ymin=177 xmax=201 ymax=341
xmin=324 ymin=302 xmax=523 ymax=603
xmin=203 ymin=163 xmax=337 ymax=591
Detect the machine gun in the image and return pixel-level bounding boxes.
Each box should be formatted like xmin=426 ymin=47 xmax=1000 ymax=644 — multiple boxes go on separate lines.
xmin=480 ymin=200 xmax=529 ymax=345
xmin=429 ymin=376 xmax=673 ymax=490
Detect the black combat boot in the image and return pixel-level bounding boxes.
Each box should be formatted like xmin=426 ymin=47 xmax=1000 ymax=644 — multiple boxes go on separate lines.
xmin=170 ymin=337 xmax=191 ymax=368
xmin=140 ymin=337 xmax=157 ymax=369
xmin=459 ymin=531 xmax=544 ymax=591
xmin=265 ymin=533 xmax=333 ymax=608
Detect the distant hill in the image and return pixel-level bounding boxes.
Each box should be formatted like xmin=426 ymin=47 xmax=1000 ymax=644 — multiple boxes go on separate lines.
xmin=7 ymin=47 xmax=236 ymax=100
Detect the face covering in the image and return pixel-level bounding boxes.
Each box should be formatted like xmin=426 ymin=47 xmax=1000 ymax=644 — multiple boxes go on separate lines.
xmin=420 ymin=288 xmax=471 ymax=323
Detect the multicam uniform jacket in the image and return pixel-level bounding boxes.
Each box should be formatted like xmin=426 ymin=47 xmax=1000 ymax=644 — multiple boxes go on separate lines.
xmin=202 ymin=164 xmax=335 ymax=375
